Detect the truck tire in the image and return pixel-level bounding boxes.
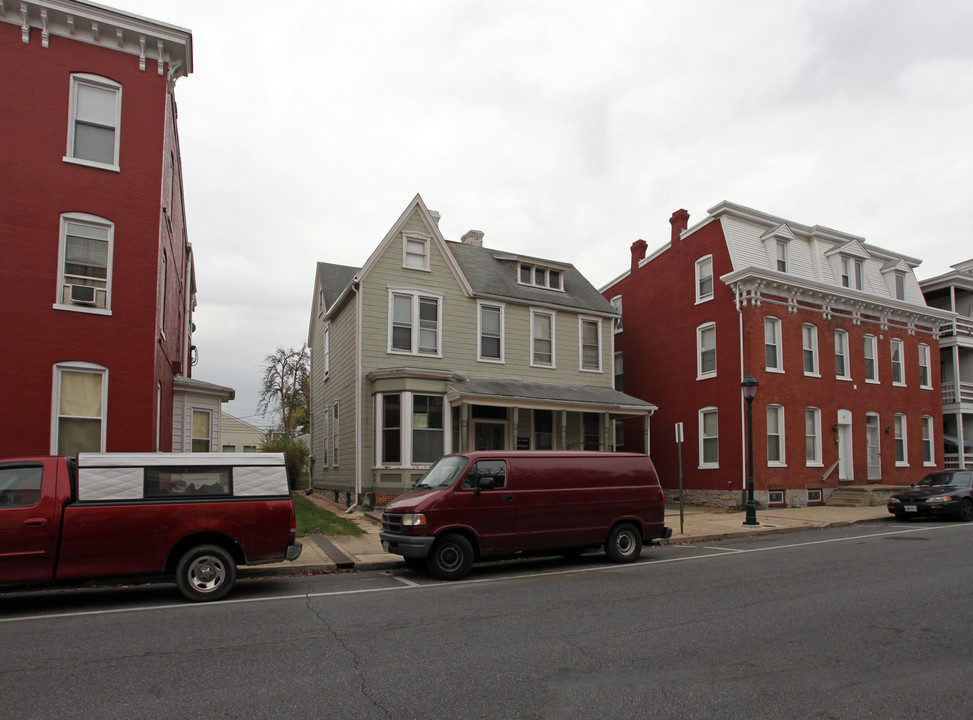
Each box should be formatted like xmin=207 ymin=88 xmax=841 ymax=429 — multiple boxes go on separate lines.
xmin=427 ymin=533 xmax=474 ymax=580
xmin=175 ymin=544 xmax=237 ymax=602
xmin=604 ymin=523 xmax=642 ymax=563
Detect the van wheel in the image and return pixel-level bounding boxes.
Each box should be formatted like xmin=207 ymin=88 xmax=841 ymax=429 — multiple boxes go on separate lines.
xmin=427 ymin=534 xmax=473 ymax=580
xmin=176 ymin=544 xmax=237 ymax=602
xmin=605 ymin=524 xmax=642 ymax=563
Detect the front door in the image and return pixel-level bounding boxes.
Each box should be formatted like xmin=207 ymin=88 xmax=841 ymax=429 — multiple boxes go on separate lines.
xmin=866 ymin=414 xmax=882 ymax=481
xmin=836 ymin=411 xmax=853 ymax=481
xmin=474 ymin=421 xmax=506 ymax=451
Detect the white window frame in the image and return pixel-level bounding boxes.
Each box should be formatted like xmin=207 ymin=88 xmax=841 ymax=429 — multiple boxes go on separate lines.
xmin=323 ymin=326 xmax=330 ymax=379
xmin=835 ymin=329 xmax=851 ymax=380
xmin=388 ymin=289 xmax=442 ymax=357
xmin=696 ymin=322 xmax=717 ymax=379
xmin=519 ymin=263 xmax=564 ymax=291
xmin=477 ymin=302 xmax=504 ymax=363
xmin=579 ymin=316 xmax=602 ymax=372
xmin=402 ymin=233 xmax=431 ymax=271
xmin=51 ymin=361 xmax=108 ymax=455
xmin=767 ymin=404 xmax=785 ymax=466
xmin=65 ymin=74 xmax=122 ymax=171
xmin=918 ymin=343 xmax=931 ymax=389
xmin=841 ymin=256 xmax=864 ymax=290
xmin=332 ymin=402 xmax=339 ymax=468
xmin=764 ymin=317 xmax=783 ymax=373
xmin=699 ymin=407 xmax=719 ymax=469
xmin=805 ymin=407 xmax=822 ymax=467
xmin=802 ymin=324 xmax=819 ymax=377
xmin=922 ymin=415 xmax=935 ymax=466
xmin=695 ymin=255 xmax=714 ymax=303
xmin=530 ymin=309 xmax=556 ymax=368
xmin=894 ymin=413 xmax=908 ymax=466
xmin=776 ymin=240 xmax=788 ymax=273
xmin=890 ymin=338 xmax=905 ymax=386
xmin=55 ymin=213 xmax=114 ymax=315
xmin=191 ymin=409 xmax=212 ymax=452
xmin=864 ymin=334 xmax=879 ymax=383
xmin=610 ymin=295 xmax=623 ymax=332
xmin=894 ymin=271 xmax=906 ymax=300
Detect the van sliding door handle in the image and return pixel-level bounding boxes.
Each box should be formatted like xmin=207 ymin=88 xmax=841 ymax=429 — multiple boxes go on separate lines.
xmin=500 ymin=495 xmax=513 ymax=501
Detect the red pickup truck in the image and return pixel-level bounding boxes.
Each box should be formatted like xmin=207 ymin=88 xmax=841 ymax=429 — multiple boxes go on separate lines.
xmin=0 ymin=452 xmax=301 ymax=601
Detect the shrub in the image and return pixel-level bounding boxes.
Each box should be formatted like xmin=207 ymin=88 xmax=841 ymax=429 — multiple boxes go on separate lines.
xmin=260 ymin=436 xmax=309 ymax=490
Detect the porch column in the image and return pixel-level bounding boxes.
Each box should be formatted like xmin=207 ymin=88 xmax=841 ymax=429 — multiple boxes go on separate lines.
xmin=460 ymin=403 xmax=469 ymax=452
xmin=558 ymin=410 xmax=567 ymax=450
xmin=643 ymin=416 xmax=650 ymax=456
xmin=602 ymin=412 xmax=611 ymax=450
xmin=511 ymin=407 xmax=520 ymax=451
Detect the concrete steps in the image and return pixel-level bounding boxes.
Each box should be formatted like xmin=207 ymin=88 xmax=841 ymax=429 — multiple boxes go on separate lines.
xmin=828 ymin=485 xmax=902 ymax=507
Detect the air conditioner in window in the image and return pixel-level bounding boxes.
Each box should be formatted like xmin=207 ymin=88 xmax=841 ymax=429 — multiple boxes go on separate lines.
xmin=69 ymin=284 xmax=97 ymax=305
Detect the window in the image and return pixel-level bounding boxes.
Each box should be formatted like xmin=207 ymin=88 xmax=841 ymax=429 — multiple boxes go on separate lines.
xmin=412 ymin=395 xmax=444 ymax=463
xmin=696 ymin=256 xmax=714 ymax=302
xmin=145 ymin=467 xmax=230 ymax=497
xmin=767 ymin=405 xmax=785 ymax=465
xmin=323 ymin=326 xmax=330 ymax=378
xmin=613 ymin=420 xmax=625 ymax=452
xmin=519 ymin=263 xmax=563 ymax=290
xmin=332 ymin=402 xmax=339 ymax=467
xmin=864 ymin=334 xmax=878 ymax=382
xmin=222 ymin=445 xmax=236 ymax=452
xmin=66 ymin=74 xmax=121 ymax=169
xmin=611 ymin=296 xmax=623 ymax=331
xmin=807 ymin=488 xmax=823 ymax=505
xmin=614 ymin=351 xmax=623 ymax=392
xmin=403 ymin=234 xmax=430 ymax=270
xmin=191 ymin=410 xmax=211 ymax=452
xmin=381 ymin=394 xmax=401 ymax=464
xmin=531 ymin=310 xmax=555 ymax=367
xmin=922 ymin=416 xmax=934 ymax=466
xmin=699 ymin=408 xmax=718 ymax=467
xmin=389 ymin=291 xmax=441 ymax=356
xmin=534 ymin=409 xmax=553 ymax=450
xmin=580 ymin=318 xmax=602 ymax=371
xmin=768 ymin=488 xmax=785 ymax=506
xmin=802 ymin=324 xmax=819 ymax=376
xmin=462 ymin=460 xmax=507 ymax=489
xmin=835 ymin=330 xmax=850 ymax=379
xmin=158 ymin=249 xmax=167 ymax=335
xmin=56 ymin=214 xmax=113 ymax=312
xmin=776 ymin=240 xmax=788 ymax=273
xmin=805 ymin=407 xmax=822 ymax=466
xmin=0 ymin=465 xmax=43 ymax=508
xmin=582 ymin=413 xmax=601 ymax=450
xmin=918 ymin=343 xmax=931 ymax=388
xmin=697 ymin=323 xmax=717 ymax=379
xmin=53 ymin=362 xmax=107 ymax=455
xmin=891 ymin=338 xmax=904 ymax=385
xmin=478 ymin=303 xmax=504 ymax=362
xmin=841 ymin=256 xmax=864 ymax=290
xmin=894 ymin=414 xmax=907 ymax=465
xmin=765 ymin=317 xmax=782 ymax=371
xmin=894 ymin=271 xmax=906 ymax=300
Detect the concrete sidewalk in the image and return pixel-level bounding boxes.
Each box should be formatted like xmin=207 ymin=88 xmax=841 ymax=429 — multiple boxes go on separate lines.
xmin=239 ymin=496 xmax=894 ymax=578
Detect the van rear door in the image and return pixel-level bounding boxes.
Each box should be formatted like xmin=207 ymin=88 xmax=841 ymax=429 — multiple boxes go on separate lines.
xmin=450 ymin=458 xmax=518 ymax=553
xmin=0 ymin=460 xmax=59 ymax=584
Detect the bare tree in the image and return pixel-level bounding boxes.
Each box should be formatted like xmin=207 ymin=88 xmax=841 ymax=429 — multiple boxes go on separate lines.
xmin=257 ymin=343 xmax=310 ymax=438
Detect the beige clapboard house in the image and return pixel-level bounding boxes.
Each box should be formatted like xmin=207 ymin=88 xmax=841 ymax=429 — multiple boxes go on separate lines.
xmin=308 ymin=195 xmax=656 ymax=506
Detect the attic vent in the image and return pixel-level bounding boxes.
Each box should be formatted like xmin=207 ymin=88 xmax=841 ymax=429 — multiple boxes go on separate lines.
xmin=461 ymin=230 xmax=484 ymax=247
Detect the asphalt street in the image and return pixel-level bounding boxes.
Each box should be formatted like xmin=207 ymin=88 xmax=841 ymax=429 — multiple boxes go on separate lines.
xmin=3 ymin=520 xmax=971 ymax=719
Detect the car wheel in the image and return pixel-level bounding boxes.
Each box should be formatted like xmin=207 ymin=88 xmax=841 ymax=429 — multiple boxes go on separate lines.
xmin=175 ymin=544 xmax=237 ymax=602
xmin=604 ymin=523 xmax=642 ymax=563
xmin=959 ymin=500 xmax=973 ymax=522
xmin=427 ymin=533 xmax=474 ymax=580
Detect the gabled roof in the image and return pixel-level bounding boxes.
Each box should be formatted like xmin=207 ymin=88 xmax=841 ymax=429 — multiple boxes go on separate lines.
xmin=448 ymin=242 xmax=615 ymax=315
xmin=317 ymin=262 xmax=360 ymax=309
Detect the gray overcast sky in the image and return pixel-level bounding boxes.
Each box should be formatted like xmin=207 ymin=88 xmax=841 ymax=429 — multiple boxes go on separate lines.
xmin=119 ymin=0 xmax=972 ymax=428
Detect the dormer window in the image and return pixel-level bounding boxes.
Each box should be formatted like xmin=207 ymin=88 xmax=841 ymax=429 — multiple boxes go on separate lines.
xmin=776 ymin=240 xmax=788 ymax=273
xmin=894 ymin=271 xmax=906 ymax=300
xmin=519 ymin=263 xmax=563 ymax=291
xmin=841 ymin=256 xmax=864 ymax=290
xmin=403 ymin=234 xmax=430 ymax=271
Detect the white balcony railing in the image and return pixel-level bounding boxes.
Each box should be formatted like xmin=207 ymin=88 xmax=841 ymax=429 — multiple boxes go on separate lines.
xmin=939 ymin=317 xmax=973 ymax=339
xmin=944 ymin=453 xmax=972 ymax=470
xmin=942 ymin=381 xmax=973 ymax=404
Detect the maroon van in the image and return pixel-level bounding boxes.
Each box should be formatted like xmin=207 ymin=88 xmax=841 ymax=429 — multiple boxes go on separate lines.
xmin=380 ymin=451 xmax=671 ymax=580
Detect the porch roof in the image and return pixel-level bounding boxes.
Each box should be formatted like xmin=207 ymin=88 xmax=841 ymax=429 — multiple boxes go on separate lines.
xmin=445 ymin=376 xmax=656 ymax=416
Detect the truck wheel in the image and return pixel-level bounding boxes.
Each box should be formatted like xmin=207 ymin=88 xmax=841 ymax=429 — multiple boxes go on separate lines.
xmin=176 ymin=544 xmax=237 ymax=602
xmin=427 ymin=533 xmax=473 ymax=580
xmin=604 ymin=523 xmax=642 ymax=563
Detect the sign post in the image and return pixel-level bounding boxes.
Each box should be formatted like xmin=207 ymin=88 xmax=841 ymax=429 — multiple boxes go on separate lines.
xmin=675 ymin=422 xmax=684 ymax=535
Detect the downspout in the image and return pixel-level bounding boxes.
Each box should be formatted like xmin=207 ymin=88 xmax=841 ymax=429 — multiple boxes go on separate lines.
xmin=354 ymin=279 xmax=363 ymax=504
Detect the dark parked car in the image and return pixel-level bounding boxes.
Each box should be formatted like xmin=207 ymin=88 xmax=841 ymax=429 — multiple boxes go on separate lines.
xmin=887 ymin=470 xmax=973 ymax=521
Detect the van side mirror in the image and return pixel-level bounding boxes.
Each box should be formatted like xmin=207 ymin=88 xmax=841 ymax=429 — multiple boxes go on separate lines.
xmin=478 ymin=476 xmax=496 ymax=491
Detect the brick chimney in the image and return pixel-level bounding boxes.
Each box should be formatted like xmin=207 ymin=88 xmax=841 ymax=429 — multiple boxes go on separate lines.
xmin=461 ymin=230 xmax=484 ymax=247
xmin=630 ymin=239 xmax=647 ymax=274
xmin=670 ymin=208 xmax=690 ymax=245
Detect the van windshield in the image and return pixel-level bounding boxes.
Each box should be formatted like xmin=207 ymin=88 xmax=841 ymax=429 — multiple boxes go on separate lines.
xmin=414 ymin=456 xmax=468 ymax=490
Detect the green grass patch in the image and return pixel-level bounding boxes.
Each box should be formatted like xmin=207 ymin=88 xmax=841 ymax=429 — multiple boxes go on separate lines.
xmin=292 ymin=493 xmax=363 ymax=537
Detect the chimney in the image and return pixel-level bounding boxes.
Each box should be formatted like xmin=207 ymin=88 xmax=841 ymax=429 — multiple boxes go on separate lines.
xmin=630 ymin=239 xmax=647 ymax=274
xmin=461 ymin=229 xmax=484 ymax=247
xmin=670 ymin=208 xmax=690 ymax=245
xmin=429 ymin=210 xmax=441 ymax=225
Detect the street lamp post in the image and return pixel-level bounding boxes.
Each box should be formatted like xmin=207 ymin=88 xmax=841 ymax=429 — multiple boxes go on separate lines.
xmin=742 ymin=373 xmax=759 ymax=526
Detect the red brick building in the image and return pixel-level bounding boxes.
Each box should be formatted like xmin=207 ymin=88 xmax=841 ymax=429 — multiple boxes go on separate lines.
xmin=0 ymin=2 xmax=231 ymax=458
xmin=602 ymin=202 xmax=952 ymax=507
